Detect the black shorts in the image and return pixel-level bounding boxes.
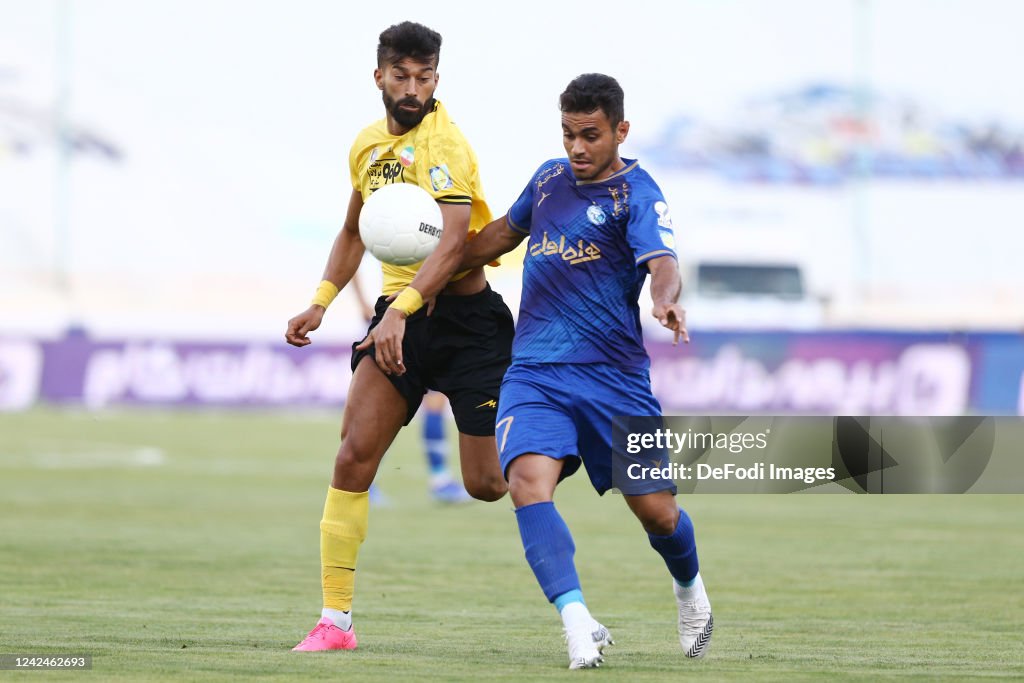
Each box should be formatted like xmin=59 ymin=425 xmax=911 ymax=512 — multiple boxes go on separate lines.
xmin=350 ymin=284 xmax=514 ymax=436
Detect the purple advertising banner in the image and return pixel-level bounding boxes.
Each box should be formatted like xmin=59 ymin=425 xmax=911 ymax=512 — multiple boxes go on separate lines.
xmin=2 ymin=331 xmax=1023 ymax=414
xmin=649 ymin=332 xmax=989 ymax=415
xmin=1 ymin=334 xmax=351 ymax=410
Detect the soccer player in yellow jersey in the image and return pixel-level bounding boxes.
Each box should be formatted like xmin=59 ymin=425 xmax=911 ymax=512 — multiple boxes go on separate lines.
xmin=285 ymin=21 xmax=513 ymax=651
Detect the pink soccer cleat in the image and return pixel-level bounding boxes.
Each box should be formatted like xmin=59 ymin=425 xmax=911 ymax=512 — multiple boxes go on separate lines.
xmin=291 ymin=618 xmax=358 ymax=651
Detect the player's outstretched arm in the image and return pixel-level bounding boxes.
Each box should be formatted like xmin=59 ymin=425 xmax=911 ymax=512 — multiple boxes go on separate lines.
xmin=460 ymin=215 xmax=526 ymax=270
xmin=647 ymin=255 xmax=690 ymax=346
xmin=355 ymin=202 xmax=472 ymax=375
xmin=285 ymin=189 xmax=366 ymax=347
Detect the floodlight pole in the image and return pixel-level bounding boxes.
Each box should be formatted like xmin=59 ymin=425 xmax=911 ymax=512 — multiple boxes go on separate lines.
xmin=851 ymin=0 xmax=872 ymax=299
xmin=54 ymin=0 xmax=72 ymax=297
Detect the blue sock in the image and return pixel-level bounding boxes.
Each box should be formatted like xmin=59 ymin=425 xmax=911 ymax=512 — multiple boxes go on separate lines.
xmin=423 ymin=409 xmax=447 ymax=475
xmin=515 ymin=501 xmax=581 ymax=602
xmin=648 ymin=508 xmax=699 ymax=585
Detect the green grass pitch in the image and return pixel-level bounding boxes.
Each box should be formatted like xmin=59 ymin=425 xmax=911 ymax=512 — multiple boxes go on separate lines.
xmin=1 ymin=409 xmax=1022 ymax=681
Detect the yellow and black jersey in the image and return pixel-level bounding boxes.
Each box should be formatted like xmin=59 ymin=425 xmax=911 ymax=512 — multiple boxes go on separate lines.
xmin=349 ymin=99 xmax=492 ymax=294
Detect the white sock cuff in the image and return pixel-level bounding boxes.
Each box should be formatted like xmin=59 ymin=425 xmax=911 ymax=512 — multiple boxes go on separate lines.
xmin=321 ymin=607 xmax=352 ymax=631
xmin=674 ymin=572 xmax=703 ymax=600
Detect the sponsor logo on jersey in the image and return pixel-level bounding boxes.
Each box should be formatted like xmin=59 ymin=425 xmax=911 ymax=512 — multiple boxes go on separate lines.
xmin=475 ymin=399 xmax=497 ymax=409
xmin=534 ymin=163 xmax=566 ymax=193
xmin=399 ymin=145 xmax=415 ymax=167
xmin=608 ymin=182 xmax=630 ymax=217
xmin=654 ymin=200 xmax=673 ymax=228
xmin=366 ymin=160 xmax=403 ymax=190
xmin=529 ymin=231 xmax=602 ymax=265
xmin=429 ymin=164 xmax=453 ymax=191
xmin=586 ymin=204 xmax=607 ymax=225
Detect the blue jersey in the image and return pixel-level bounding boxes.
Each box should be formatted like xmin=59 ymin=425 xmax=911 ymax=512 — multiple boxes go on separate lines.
xmin=506 ymin=158 xmax=677 ymax=371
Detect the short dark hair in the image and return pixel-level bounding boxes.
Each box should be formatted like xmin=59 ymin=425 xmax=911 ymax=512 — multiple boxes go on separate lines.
xmin=377 ymin=21 xmax=442 ymax=68
xmin=559 ymin=73 xmax=625 ymax=127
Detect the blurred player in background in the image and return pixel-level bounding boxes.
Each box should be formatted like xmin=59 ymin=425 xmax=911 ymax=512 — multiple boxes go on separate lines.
xmin=421 ymin=391 xmax=473 ymax=503
xmin=284 ymin=21 xmax=512 ymax=651
xmin=461 ymin=73 xmax=713 ymax=668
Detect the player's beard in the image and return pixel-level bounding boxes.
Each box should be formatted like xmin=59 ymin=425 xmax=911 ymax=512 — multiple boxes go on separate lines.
xmin=384 ymin=93 xmax=432 ymax=129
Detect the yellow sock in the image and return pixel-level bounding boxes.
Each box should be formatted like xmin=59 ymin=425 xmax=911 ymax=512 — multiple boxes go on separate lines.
xmin=320 ymin=487 xmax=369 ymax=611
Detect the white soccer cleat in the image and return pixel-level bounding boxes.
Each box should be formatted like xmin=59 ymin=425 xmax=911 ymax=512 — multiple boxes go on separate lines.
xmin=674 ymin=573 xmax=713 ymax=658
xmin=565 ymin=622 xmax=613 ymax=670
xmin=592 ymin=623 xmax=614 ymax=652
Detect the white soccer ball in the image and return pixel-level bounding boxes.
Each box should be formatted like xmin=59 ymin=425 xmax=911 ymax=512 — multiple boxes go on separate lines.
xmin=358 ymin=183 xmax=444 ymax=266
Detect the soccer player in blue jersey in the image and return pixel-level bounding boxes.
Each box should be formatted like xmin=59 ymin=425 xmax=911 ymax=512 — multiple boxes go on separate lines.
xmin=461 ymin=73 xmax=712 ymax=669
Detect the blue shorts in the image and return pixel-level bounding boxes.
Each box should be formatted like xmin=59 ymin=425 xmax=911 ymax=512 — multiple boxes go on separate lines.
xmin=496 ymin=363 xmax=676 ymax=495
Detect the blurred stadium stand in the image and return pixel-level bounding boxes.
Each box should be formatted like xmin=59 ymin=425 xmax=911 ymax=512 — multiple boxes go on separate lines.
xmin=2 ymin=0 xmax=1022 ymax=415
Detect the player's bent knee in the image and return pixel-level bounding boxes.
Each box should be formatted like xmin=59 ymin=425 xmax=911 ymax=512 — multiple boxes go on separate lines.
xmin=508 ymin=478 xmax=551 ymax=508
xmin=464 ymin=475 xmax=507 ymax=502
xmin=334 ymin=440 xmax=383 ymax=468
xmin=507 ymin=456 xmax=562 ymax=506
xmin=636 ymin=505 xmax=679 ymax=536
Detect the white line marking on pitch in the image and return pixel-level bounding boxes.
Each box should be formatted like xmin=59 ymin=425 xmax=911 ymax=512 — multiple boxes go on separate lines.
xmin=0 ymin=444 xmax=167 ymax=469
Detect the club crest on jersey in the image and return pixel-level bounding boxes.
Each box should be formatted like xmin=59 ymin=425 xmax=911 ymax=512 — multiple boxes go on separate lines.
xmin=429 ymin=164 xmax=453 ymax=191
xmin=587 ymin=205 xmax=607 ymax=225
xmin=399 ymin=146 xmax=415 ymax=167
xmin=654 ymin=201 xmax=673 ymax=228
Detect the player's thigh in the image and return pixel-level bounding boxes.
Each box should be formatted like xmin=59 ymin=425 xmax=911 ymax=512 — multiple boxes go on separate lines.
xmin=350 ymin=300 xmax=430 ymax=426
xmin=430 ymin=286 xmax=514 ymax=437
xmin=573 ymin=365 xmax=670 ymax=496
xmin=333 ymin=357 xmax=409 ymax=490
xmin=497 ymin=366 xmax=582 ymax=487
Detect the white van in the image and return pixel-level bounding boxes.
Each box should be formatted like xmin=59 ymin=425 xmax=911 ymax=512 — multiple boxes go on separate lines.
xmin=682 ymin=258 xmax=825 ymax=330
xmin=668 ymin=230 xmax=829 ymax=331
